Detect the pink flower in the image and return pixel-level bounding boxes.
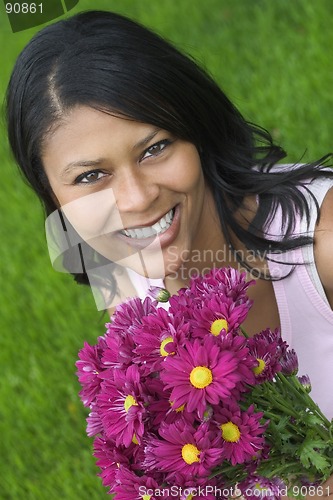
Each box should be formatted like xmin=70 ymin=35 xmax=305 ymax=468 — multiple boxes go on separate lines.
xmin=93 ymin=435 xmax=131 ymax=492
xmin=248 ymin=329 xmax=284 ymax=382
xmin=192 ymin=267 xmax=255 ymax=301
xmin=97 ymin=365 xmax=146 ymax=447
xmin=191 ymin=294 xmax=251 ymax=338
xmin=100 ymin=297 xmax=157 ymax=373
xmin=101 ymin=331 xmax=135 ymax=372
xmin=144 ymin=420 xmax=222 ymax=480
xmin=169 ymin=268 xmax=254 ymax=328
xmin=298 ymin=374 xmax=311 ymax=393
xmin=113 ymin=467 xmax=161 ymax=500
xmin=168 ymin=474 xmax=223 ymax=499
xmin=253 ymin=328 xmax=288 ymax=358
xmin=146 ymin=379 xmax=195 ymax=426
xmin=280 ymin=349 xmax=299 ymax=375
xmin=86 ymin=403 xmax=103 ymax=437
xmin=76 ymin=337 xmax=107 ymax=407
xmin=106 ymin=296 xmax=157 ymax=336
xmin=161 ymin=335 xmax=255 ymax=417
xmin=132 ymin=308 xmax=190 ymax=374
xmin=238 ymin=475 xmax=286 ymax=500
xmin=213 ymin=402 xmax=267 ymax=465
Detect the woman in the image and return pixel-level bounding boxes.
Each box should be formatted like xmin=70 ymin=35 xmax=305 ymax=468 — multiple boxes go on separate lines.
xmin=6 ymin=10 xmax=333 ymax=497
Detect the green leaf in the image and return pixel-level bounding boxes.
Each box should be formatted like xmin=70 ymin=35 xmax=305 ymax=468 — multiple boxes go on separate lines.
xmin=298 ymin=433 xmax=330 ymax=473
xmin=300 ymin=449 xmax=330 ymax=474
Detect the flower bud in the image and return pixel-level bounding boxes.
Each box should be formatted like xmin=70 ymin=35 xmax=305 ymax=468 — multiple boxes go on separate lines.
xmin=147 ymin=286 xmax=171 ymax=303
xmin=280 ymin=349 xmax=299 ymax=375
xmin=297 ymin=374 xmax=311 ymax=393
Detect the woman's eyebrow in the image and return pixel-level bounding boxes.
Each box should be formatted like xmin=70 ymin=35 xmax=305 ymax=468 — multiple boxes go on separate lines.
xmin=61 ymin=128 xmax=162 ymax=176
xmin=132 ymin=128 xmax=161 ymax=150
xmin=62 ymin=159 xmax=105 ymax=176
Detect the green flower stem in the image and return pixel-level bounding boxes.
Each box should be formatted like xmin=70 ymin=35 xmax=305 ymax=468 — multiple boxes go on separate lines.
xmin=259 ymin=460 xmax=308 ymax=479
xmin=262 ymin=409 xmax=302 ymax=435
xmin=277 ymin=373 xmax=331 ymax=427
xmin=251 ymin=383 xmax=300 ymax=418
xmin=240 ymin=326 xmax=249 ymax=338
xmin=329 ymin=424 xmax=333 ymax=440
xmin=254 ymin=395 xmax=299 ymax=418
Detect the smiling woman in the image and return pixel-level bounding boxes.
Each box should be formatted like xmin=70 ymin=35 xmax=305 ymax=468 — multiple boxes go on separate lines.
xmin=42 ymin=106 xmax=206 ymax=279
xmin=5 ymin=8 xmax=333 ymax=499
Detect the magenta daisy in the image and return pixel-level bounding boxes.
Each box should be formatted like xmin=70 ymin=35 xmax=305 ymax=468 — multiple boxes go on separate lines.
xmin=213 ymin=402 xmax=267 ymax=465
xmin=93 ymin=435 xmax=132 ymax=492
xmin=247 ymin=329 xmax=284 ymax=382
xmin=167 ymin=474 xmax=222 ymax=500
xmin=146 ymin=382 xmax=195 ymax=427
xmin=161 ymin=335 xmax=255 ymax=417
xmin=179 ymin=484 xmax=219 ymax=500
xmin=86 ymin=403 xmax=103 ymax=437
xmin=106 ymin=296 xmax=157 ymax=336
xmin=168 ymin=286 xmax=195 ymax=319
xmin=253 ymin=328 xmax=288 ymax=358
xmin=132 ymin=308 xmax=190 ymax=374
xmin=76 ymin=337 xmax=107 ymax=407
xmin=191 ymin=294 xmax=251 ymax=338
xmin=238 ymin=475 xmax=286 ymax=500
xmin=144 ymin=420 xmax=222 ymax=480
xmin=101 ymin=330 xmax=136 ymax=373
xmin=101 ymin=297 xmax=157 ymax=373
xmin=97 ymin=364 xmax=146 ymax=447
xmin=187 ymin=266 xmax=255 ymax=303
xmin=113 ymin=467 xmax=161 ymax=500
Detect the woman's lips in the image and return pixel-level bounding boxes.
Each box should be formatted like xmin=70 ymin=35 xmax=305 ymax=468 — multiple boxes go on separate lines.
xmin=116 ymin=204 xmax=181 ymax=251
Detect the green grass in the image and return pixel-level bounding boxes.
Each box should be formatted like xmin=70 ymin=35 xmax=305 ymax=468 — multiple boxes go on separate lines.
xmin=0 ymin=0 xmax=332 ymax=498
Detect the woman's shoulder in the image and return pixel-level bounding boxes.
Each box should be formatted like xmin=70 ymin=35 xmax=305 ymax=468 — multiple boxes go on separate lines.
xmin=314 ymin=185 xmax=333 ymax=309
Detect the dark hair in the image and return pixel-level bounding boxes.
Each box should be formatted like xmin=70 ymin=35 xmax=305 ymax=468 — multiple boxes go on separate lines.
xmin=6 ymin=10 xmax=333 ymax=285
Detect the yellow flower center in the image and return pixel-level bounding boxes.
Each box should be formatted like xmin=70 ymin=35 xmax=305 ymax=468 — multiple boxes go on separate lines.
xmin=210 ymin=318 xmax=229 ymax=336
xmin=181 ymin=443 xmax=200 ymax=464
xmin=221 ymin=421 xmax=241 ymax=442
xmin=132 ymin=433 xmax=139 ymax=445
xmin=160 ymin=336 xmax=174 ymax=356
xmin=142 ymin=495 xmax=151 ymax=500
xmin=170 ymin=400 xmax=185 ymax=412
xmin=185 ymin=495 xmax=194 ymax=500
xmin=254 ymin=483 xmax=268 ymax=492
xmin=124 ymin=394 xmax=138 ymax=413
xmin=190 ymin=366 xmax=213 ymax=389
xmin=253 ymin=358 xmax=266 ymax=376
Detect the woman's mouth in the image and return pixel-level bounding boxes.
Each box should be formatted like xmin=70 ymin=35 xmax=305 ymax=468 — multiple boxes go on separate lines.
xmin=120 ymin=208 xmax=175 ymax=239
xmin=117 ymin=205 xmax=180 ymax=251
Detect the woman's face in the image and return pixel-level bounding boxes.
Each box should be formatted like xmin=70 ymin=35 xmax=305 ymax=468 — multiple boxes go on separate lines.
xmin=42 ymin=106 xmax=214 ymax=280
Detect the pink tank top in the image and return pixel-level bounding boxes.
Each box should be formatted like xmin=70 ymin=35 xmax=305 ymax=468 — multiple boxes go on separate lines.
xmin=128 ymin=175 xmax=333 ymax=418
xmin=266 ymin=176 xmax=333 ymax=418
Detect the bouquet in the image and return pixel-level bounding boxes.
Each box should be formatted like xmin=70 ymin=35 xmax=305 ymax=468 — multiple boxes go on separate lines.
xmin=76 ymin=267 xmax=333 ymax=499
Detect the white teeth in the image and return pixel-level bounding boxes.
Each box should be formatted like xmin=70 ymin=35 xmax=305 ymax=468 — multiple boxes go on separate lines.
xmin=121 ymin=209 xmax=174 ymax=239
xmin=142 ymin=227 xmax=153 ymax=237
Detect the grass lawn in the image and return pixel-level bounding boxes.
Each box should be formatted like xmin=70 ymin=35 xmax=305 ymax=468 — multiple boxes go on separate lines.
xmin=0 ymin=0 xmax=332 ymax=498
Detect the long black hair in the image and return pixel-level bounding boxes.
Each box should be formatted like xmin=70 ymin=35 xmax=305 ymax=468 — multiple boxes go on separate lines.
xmin=6 ymin=10 xmax=333 ymax=284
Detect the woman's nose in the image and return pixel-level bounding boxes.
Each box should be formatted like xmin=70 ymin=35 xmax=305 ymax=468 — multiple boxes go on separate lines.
xmin=115 ymin=167 xmax=159 ymax=214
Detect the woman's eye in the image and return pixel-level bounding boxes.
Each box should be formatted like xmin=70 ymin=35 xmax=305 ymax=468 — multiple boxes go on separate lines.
xmin=141 ymin=139 xmax=171 ymax=161
xmin=74 ymin=170 xmax=106 ymax=184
